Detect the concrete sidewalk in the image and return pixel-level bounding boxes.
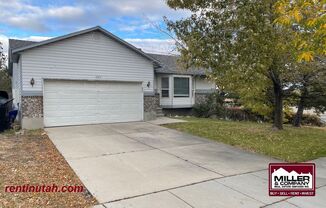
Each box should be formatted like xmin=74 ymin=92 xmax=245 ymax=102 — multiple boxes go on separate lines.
xmin=46 ymin=122 xmax=326 ymax=208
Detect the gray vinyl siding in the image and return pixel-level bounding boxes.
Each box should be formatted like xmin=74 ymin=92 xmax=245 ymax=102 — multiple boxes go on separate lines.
xmin=20 ymin=31 xmax=154 ymax=94
xmin=11 ymin=59 xmax=22 ymax=121
xmin=194 ymin=77 xmax=216 ymax=91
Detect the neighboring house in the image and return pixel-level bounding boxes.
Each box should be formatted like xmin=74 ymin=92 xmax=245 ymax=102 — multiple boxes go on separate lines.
xmin=321 ymin=114 xmax=326 ymax=123
xmin=9 ymin=26 xmax=216 ymax=129
xmin=290 ymin=107 xmax=326 ymax=123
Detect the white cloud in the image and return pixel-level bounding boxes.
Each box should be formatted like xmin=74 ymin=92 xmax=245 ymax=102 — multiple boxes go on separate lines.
xmin=125 ymin=38 xmax=178 ymax=54
xmin=0 ymin=0 xmax=48 ymax=32
xmin=119 ymin=23 xmax=153 ymax=32
xmin=7 ymin=16 xmax=48 ymax=32
xmin=95 ymin=0 xmax=189 ymax=20
xmin=47 ymin=6 xmax=85 ymax=20
xmin=0 ymin=1 xmax=87 ymax=32
xmin=15 ymin=36 xmax=52 ymax=42
xmin=0 ymin=0 xmax=189 ymax=32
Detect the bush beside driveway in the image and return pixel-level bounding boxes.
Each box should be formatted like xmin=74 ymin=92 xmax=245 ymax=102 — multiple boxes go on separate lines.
xmin=164 ymin=117 xmax=326 ymax=162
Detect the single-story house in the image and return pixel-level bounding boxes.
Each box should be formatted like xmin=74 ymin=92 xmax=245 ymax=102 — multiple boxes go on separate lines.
xmin=9 ymin=26 xmax=216 ymax=129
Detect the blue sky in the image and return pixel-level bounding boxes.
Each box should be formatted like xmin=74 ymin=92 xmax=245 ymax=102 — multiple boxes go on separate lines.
xmin=0 ymin=0 xmax=189 ymax=55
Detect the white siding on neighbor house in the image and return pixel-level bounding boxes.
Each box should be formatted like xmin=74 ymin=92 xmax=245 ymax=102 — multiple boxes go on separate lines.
xmin=291 ymin=107 xmax=326 ymax=123
xmin=321 ymin=114 xmax=326 ymax=122
xmin=20 ymin=31 xmax=154 ymax=94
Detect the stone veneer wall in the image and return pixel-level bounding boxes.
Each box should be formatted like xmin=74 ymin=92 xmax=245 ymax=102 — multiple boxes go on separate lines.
xmin=143 ymin=93 xmax=160 ymax=120
xmin=144 ymin=93 xmax=159 ymax=112
xmin=195 ymin=93 xmax=210 ymax=105
xmin=22 ymin=96 xmax=43 ymax=118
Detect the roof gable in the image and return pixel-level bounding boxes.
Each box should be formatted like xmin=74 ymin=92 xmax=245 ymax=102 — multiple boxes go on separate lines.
xmin=11 ymin=26 xmax=160 ymax=67
xmin=8 ymin=27 xmax=208 ymax=76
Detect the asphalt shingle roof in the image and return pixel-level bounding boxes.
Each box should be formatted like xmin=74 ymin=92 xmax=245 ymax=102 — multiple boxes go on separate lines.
xmin=9 ymin=39 xmax=37 ymax=51
xmin=147 ymin=53 xmax=207 ymax=76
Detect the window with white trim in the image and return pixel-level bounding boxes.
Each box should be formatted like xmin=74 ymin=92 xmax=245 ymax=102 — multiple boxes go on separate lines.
xmin=161 ymin=77 xmax=169 ymax=97
xmin=174 ymin=77 xmax=189 ymax=97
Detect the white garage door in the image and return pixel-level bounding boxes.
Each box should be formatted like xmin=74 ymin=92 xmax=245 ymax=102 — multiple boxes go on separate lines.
xmin=44 ymin=80 xmax=143 ymax=127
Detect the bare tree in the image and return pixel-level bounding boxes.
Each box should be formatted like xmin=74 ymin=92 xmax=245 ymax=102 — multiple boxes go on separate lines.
xmin=0 ymin=42 xmax=6 ymax=70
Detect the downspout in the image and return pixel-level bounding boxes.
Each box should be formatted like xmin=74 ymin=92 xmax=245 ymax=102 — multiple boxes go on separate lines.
xmin=193 ymin=75 xmax=196 ymax=105
xmin=171 ymin=75 xmax=173 ymax=107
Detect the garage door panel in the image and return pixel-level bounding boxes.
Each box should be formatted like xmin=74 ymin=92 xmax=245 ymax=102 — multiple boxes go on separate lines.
xmin=46 ymin=101 xmax=98 ymax=107
xmin=51 ymin=95 xmax=98 ymax=100
xmin=45 ymin=91 xmax=98 ymax=99
xmin=99 ymin=92 xmax=140 ymax=98
xmin=46 ymin=109 xmax=99 ymax=117
xmin=99 ymin=98 xmax=142 ymax=104
xmin=45 ymin=101 xmax=98 ymax=106
xmin=44 ymin=80 xmax=143 ymax=127
xmin=47 ymin=117 xmax=99 ymax=126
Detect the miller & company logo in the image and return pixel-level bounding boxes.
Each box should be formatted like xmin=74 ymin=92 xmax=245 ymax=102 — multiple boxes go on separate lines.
xmin=269 ymin=163 xmax=315 ymax=196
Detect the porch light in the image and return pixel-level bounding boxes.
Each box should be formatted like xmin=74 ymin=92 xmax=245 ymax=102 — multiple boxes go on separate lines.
xmin=30 ymin=78 xmax=35 ymax=87
xmin=147 ymin=81 xmax=151 ymax=88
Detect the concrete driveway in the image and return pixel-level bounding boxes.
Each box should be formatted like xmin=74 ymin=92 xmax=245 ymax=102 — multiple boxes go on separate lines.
xmin=47 ymin=121 xmax=326 ymax=208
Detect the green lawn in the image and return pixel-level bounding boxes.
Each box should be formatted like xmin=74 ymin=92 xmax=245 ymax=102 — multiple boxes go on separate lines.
xmin=163 ymin=117 xmax=326 ymax=162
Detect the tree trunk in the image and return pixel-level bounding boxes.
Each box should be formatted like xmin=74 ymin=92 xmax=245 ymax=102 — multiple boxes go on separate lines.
xmin=294 ymin=99 xmax=304 ymax=127
xmin=273 ymin=81 xmax=283 ymax=130
xmin=293 ymin=85 xmax=308 ymax=127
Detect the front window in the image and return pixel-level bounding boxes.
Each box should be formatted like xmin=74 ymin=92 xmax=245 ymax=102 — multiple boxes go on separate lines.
xmin=161 ymin=77 xmax=169 ymax=97
xmin=174 ymin=77 xmax=189 ymax=97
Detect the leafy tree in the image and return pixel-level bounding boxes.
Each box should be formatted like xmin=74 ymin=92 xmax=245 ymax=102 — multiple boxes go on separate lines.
xmin=274 ymin=0 xmax=326 ymax=126
xmin=165 ymin=0 xmax=325 ymax=129
xmin=274 ymin=0 xmax=325 ymax=62
xmin=289 ymin=61 xmax=326 ymax=127
xmin=0 ymin=41 xmax=11 ymax=94
xmin=165 ymin=0 xmax=297 ymax=129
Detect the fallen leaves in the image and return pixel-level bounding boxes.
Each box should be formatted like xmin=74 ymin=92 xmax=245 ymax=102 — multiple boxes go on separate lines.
xmin=0 ymin=130 xmax=97 ymax=208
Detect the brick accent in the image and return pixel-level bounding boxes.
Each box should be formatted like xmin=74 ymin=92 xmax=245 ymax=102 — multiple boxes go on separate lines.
xmin=195 ymin=93 xmax=209 ymax=105
xmin=22 ymin=96 xmax=43 ymax=118
xmin=144 ymin=93 xmax=160 ymax=112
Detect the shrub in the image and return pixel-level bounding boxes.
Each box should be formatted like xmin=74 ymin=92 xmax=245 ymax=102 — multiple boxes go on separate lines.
xmin=284 ymin=112 xmax=324 ymax=127
xmin=0 ymin=69 xmax=11 ymax=97
xmin=301 ymin=114 xmax=324 ymax=126
xmin=193 ymin=92 xmax=225 ymax=118
xmin=224 ymin=107 xmax=266 ymax=122
xmin=192 ymin=92 xmax=265 ymax=122
xmin=192 ymin=102 xmax=211 ymax=117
